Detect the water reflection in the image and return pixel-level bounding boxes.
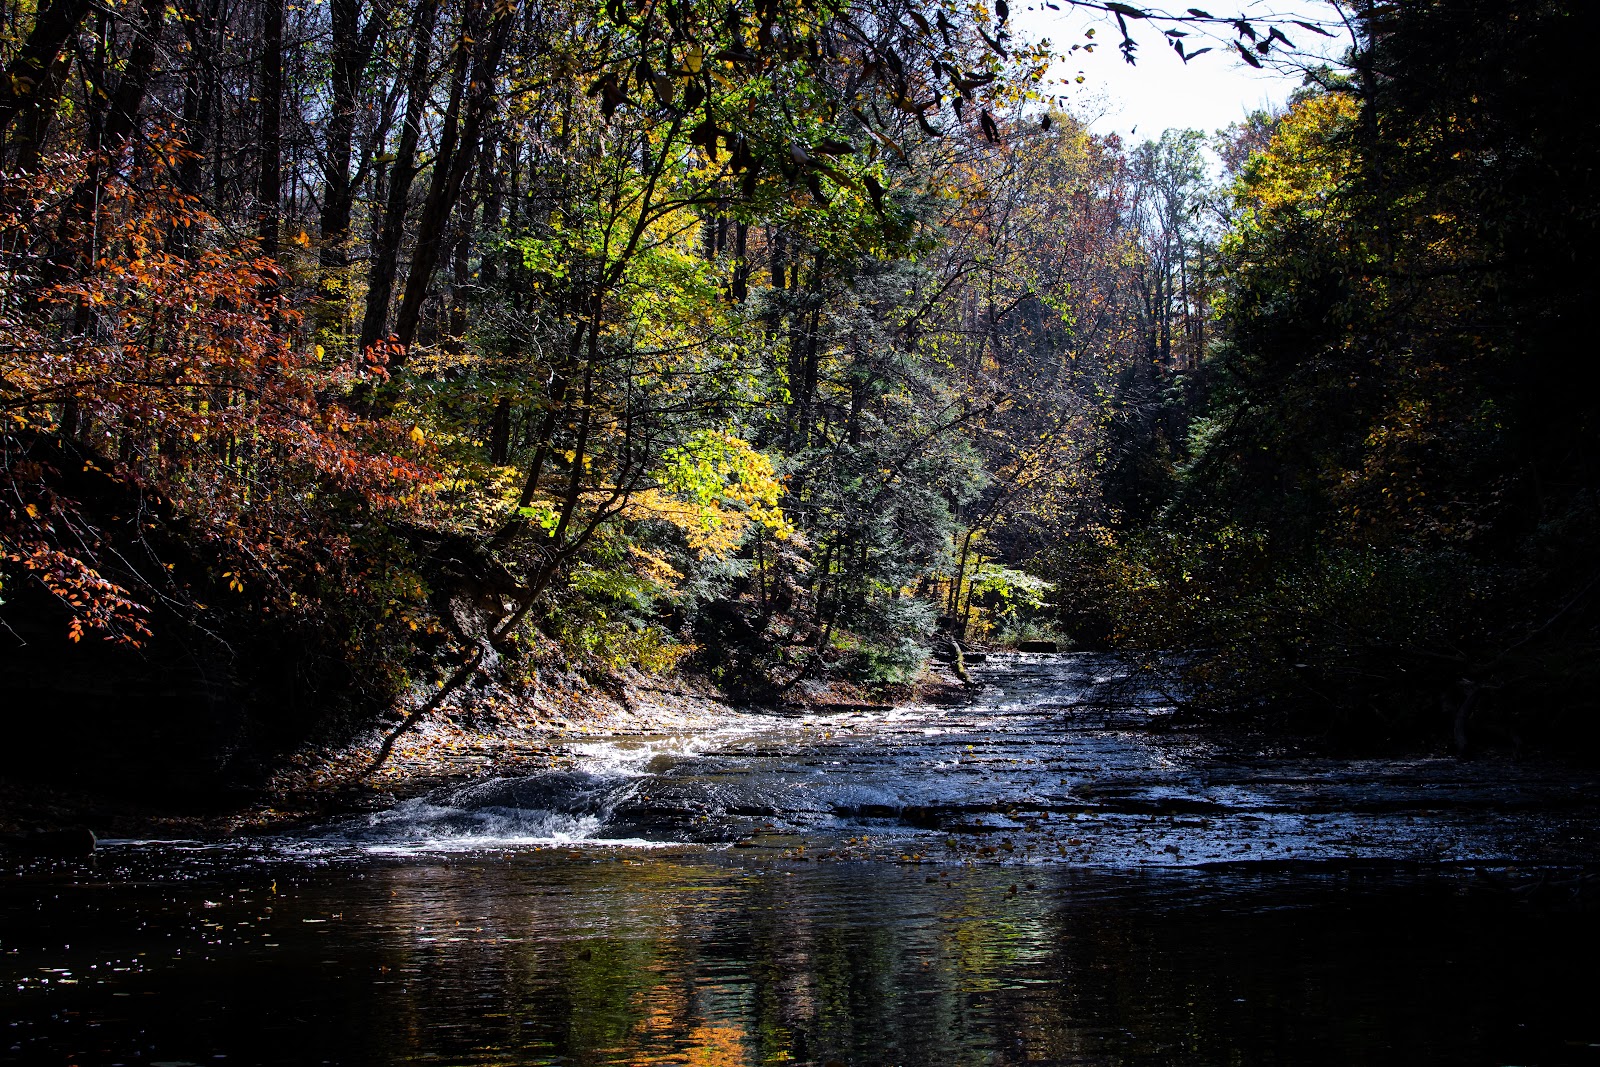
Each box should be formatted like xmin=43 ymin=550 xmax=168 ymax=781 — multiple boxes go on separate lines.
xmin=8 ymin=649 xmax=1600 ymax=1064
xmin=4 ymin=850 xmax=1597 ymax=1065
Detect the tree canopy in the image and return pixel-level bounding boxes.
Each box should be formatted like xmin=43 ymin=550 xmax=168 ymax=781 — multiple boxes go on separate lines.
xmin=3 ymin=0 xmax=1594 ymax=759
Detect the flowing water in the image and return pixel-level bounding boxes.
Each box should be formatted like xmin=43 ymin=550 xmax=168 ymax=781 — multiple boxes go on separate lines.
xmin=4 ymin=653 xmax=1599 ymax=1065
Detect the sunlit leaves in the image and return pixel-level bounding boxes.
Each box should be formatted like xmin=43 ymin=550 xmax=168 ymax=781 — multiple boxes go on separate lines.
xmin=645 ymin=428 xmax=792 ymax=557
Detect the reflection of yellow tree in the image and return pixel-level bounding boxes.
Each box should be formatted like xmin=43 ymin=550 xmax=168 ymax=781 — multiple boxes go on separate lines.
xmin=684 ymin=1023 xmax=750 ymax=1067
xmin=352 ymin=858 xmax=1128 ymax=1066
xmin=619 ymin=958 xmax=761 ymax=1065
xmin=620 ymin=978 xmax=688 ymax=1060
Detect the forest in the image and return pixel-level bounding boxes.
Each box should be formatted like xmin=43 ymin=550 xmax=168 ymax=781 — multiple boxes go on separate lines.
xmin=4 ymin=3 xmax=1600 ymax=1063
xmin=1 ymin=0 xmax=1596 ymax=794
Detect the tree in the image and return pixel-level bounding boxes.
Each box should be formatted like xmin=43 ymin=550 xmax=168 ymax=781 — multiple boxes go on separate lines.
xmin=1 ymin=153 xmax=425 ymax=645
xmin=0 ymin=0 xmax=1348 ymax=732
xmin=1065 ymin=0 xmax=1600 ymax=747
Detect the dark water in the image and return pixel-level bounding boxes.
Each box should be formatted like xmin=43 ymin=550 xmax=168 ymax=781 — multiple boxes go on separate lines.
xmin=4 ymin=654 xmax=1599 ymax=1066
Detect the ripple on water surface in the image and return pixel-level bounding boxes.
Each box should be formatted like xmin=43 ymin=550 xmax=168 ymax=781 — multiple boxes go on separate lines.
xmin=3 ymin=848 xmax=1599 ymax=1066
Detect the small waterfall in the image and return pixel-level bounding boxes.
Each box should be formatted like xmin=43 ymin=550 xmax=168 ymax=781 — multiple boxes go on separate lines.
xmin=322 ymin=771 xmax=652 ymax=852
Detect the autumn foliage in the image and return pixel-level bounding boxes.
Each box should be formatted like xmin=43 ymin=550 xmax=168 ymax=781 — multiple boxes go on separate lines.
xmin=1 ymin=141 xmax=427 ymax=645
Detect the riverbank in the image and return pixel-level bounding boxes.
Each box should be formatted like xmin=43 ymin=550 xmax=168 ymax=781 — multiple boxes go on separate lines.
xmin=0 ymin=659 xmax=972 ymax=842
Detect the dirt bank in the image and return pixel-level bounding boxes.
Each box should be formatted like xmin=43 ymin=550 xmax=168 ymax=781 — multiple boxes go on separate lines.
xmin=0 ymin=661 xmax=971 ymax=841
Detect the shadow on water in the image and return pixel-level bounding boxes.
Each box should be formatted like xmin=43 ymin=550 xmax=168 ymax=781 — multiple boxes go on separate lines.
xmin=3 ymin=853 xmax=1599 ymax=1066
xmin=5 ymin=653 xmax=1600 ymax=1065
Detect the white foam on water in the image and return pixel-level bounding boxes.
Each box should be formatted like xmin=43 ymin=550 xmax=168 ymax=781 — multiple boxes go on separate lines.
xmin=360 ymin=833 xmax=669 ymax=855
xmin=561 ymin=712 xmax=789 ymax=775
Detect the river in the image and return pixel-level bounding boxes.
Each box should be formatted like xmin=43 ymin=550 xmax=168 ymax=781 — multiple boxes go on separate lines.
xmin=4 ymin=652 xmax=1598 ymax=1065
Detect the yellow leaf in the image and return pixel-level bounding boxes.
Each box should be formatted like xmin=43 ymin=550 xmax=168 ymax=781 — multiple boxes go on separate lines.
xmin=409 ymin=425 xmax=427 ymax=445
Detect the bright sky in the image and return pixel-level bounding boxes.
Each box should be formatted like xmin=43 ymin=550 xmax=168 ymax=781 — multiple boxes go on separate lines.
xmin=1013 ymin=1 xmax=1349 ymax=142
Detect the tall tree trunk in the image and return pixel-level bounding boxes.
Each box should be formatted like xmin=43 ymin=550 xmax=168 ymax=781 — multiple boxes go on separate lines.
xmin=389 ymin=5 xmax=512 ymax=362
xmin=0 ymin=0 xmax=92 ymax=162
xmin=257 ymin=0 xmax=283 ymax=259
xmin=358 ymin=0 xmax=441 ymax=351
xmin=54 ymin=0 xmax=165 ymax=266
xmin=315 ymin=0 xmax=382 ymax=342
xmin=10 ymin=49 xmax=71 ymax=172
xmin=477 ymin=140 xmax=505 ymax=288
xmin=446 ymin=218 xmax=473 ymax=349
xmin=769 ymin=226 xmax=785 ymax=287
xmin=175 ymin=0 xmax=218 ymax=199
xmin=731 ymin=220 xmax=749 ymax=301
xmin=165 ymin=0 xmax=217 ymax=257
